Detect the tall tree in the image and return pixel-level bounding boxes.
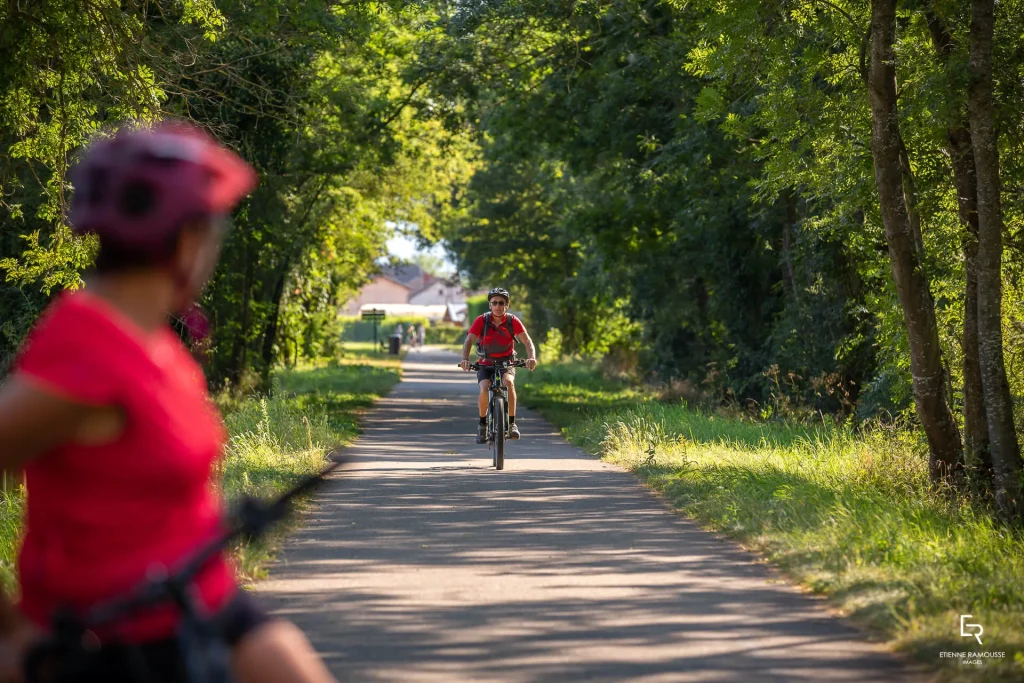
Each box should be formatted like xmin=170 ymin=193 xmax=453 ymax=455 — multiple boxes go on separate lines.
xmin=867 ymin=0 xmax=962 ymax=482
xmin=923 ymin=4 xmax=991 ymax=473
xmin=967 ymin=0 xmax=1023 ymax=514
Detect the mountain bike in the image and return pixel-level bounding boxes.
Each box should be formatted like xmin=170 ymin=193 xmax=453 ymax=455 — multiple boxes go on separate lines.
xmin=23 ymin=454 xmax=349 ymax=683
xmin=465 ymin=358 xmax=526 ymax=470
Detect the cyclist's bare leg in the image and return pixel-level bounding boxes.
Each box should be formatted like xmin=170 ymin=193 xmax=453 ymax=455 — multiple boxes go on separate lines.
xmin=478 ymin=379 xmax=491 ymax=418
xmin=232 ymin=619 xmax=336 ymax=683
xmin=505 ymin=374 xmax=517 ymax=417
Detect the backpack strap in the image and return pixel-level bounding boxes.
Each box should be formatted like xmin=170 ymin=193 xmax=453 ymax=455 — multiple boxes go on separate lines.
xmin=475 ymin=313 xmax=491 ymax=357
xmin=476 ymin=312 xmax=517 ymax=359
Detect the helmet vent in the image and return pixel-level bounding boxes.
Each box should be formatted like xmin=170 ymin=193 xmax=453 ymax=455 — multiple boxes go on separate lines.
xmin=119 ymin=179 xmax=157 ymax=216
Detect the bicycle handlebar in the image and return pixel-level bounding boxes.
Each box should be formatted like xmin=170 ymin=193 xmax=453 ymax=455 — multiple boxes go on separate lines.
xmin=459 ymin=359 xmax=528 ymax=372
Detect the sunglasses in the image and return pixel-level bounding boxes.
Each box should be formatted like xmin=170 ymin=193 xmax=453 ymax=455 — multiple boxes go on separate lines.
xmin=488 ymin=300 xmax=507 ymax=307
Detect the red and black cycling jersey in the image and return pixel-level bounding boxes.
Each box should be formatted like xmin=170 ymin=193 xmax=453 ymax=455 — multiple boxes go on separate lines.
xmin=468 ymin=312 xmax=525 ymax=365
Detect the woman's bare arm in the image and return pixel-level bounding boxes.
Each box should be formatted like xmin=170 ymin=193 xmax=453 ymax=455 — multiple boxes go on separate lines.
xmin=0 ymin=377 xmax=97 ymax=471
xmin=0 ymin=378 xmax=91 ymax=676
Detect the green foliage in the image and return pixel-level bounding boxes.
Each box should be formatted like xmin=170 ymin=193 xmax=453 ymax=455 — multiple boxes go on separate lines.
xmin=424 ymin=325 xmax=465 ymax=345
xmin=180 ymin=2 xmax=471 ymax=386
xmin=0 ymin=1 xmax=474 ymax=388
xmin=379 ymin=315 xmax=430 ymax=331
xmin=419 ymin=0 xmax=1024 ymax=434
xmin=0 ymin=489 xmax=22 ymax=593
xmin=0 ymin=1 xmax=233 ymax=367
xmin=537 ymin=328 xmax=564 ymax=363
xmin=465 ymin=294 xmax=488 ymax=322
xmin=424 ymin=0 xmax=879 ymax=414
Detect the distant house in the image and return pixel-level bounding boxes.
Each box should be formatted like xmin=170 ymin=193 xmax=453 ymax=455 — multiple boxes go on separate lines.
xmin=342 ymin=262 xmax=488 ymax=324
xmin=381 ymin=263 xmax=435 ymax=293
xmin=341 ymin=276 xmax=410 ymax=315
xmin=408 ymin=279 xmax=470 ymax=306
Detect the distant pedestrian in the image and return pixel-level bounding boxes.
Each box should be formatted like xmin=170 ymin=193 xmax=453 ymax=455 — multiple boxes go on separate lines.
xmin=417 ymin=324 xmax=426 ymax=347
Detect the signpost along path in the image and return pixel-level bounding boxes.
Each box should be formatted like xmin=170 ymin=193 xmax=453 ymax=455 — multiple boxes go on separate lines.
xmin=361 ymin=308 xmax=386 ymax=352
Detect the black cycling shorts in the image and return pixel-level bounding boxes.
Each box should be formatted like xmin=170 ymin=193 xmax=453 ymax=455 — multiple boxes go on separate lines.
xmin=28 ymin=590 xmax=273 ymax=683
xmin=476 ymin=364 xmax=515 ymax=383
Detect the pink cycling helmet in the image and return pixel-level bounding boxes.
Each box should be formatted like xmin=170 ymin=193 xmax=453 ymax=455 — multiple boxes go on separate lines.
xmin=69 ymin=121 xmax=257 ymax=257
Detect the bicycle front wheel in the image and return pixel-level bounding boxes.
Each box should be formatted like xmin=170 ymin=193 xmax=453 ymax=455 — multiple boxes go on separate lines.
xmin=492 ymin=395 xmax=505 ymax=470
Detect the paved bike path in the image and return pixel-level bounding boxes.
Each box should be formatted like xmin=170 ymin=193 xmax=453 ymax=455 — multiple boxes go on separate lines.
xmin=255 ymin=348 xmax=923 ymax=682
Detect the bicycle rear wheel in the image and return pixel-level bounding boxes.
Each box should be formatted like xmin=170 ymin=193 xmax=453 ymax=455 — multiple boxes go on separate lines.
xmin=492 ymin=395 xmax=505 ymax=470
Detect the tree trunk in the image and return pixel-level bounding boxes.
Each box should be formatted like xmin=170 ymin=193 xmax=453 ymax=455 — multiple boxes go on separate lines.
xmin=260 ymin=266 xmax=290 ymax=384
xmin=782 ymin=193 xmax=799 ymax=301
xmin=231 ymin=253 xmax=254 ymax=386
xmin=955 ymin=129 xmax=992 ymax=474
xmin=925 ymin=5 xmax=991 ymax=473
xmin=867 ymin=0 xmax=963 ymax=483
xmin=967 ymin=0 xmax=1023 ymax=515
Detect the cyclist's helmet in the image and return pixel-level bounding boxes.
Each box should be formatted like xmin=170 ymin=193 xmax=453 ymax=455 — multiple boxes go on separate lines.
xmin=488 ymin=287 xmax=510 ymax=303
xmin=69 ymin=121 xmax=257 ymax=258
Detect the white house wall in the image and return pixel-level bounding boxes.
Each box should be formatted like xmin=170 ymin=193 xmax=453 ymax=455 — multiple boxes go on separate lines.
xmin=408 ymin=283 xmax=468 ymax=306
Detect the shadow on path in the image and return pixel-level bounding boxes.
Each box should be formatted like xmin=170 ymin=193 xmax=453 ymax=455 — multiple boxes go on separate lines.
xmin=256 ymin=349 xmax=924 ymax=682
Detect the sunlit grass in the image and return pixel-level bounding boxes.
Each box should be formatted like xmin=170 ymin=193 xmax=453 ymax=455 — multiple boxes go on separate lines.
xmin=0 ymin=489 xmax=22 ymax=595
xmin=519 ymin=362 xmax=1024 ymax=683
xmin=336 ymin=340 xmax=405 ymax=367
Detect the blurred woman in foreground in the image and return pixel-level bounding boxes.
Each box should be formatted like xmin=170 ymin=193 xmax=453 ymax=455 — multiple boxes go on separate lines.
xmin=0 ymin=122 xmax=336 ymax=683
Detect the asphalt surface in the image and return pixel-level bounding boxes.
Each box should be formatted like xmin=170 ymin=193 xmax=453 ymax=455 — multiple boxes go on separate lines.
xmin=255 ymin=347 xmax=923 ymax=682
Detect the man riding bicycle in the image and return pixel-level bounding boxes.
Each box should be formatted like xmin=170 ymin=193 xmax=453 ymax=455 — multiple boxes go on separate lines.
xmin=459 ymin=288 xmax=537 ymax=443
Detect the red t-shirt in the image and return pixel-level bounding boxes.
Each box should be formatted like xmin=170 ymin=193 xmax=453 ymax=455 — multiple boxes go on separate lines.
xmin=12 ymin=290 xmax=235 ymax=642
xmin=468 ymin=313 xmax=525 ymax=364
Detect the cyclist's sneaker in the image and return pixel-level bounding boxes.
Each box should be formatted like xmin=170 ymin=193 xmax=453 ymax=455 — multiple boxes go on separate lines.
xmin=509 ymin=423 xmax=521 ymax=440
xmin=476 ymin=423 xmax=487 ymax=444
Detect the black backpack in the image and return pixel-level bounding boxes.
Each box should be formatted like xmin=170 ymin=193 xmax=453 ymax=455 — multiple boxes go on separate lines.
xmin=476 ymin=312 xmax=517 ymax=359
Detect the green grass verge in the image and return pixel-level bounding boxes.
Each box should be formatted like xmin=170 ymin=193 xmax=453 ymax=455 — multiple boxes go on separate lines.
xmin=518 ymin=361 xmax=1024 ymax=683
xmin=337 ymin=340 xmax=406 ymax=365
xmin=0 ymin=359 xmax=400 ymax=592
